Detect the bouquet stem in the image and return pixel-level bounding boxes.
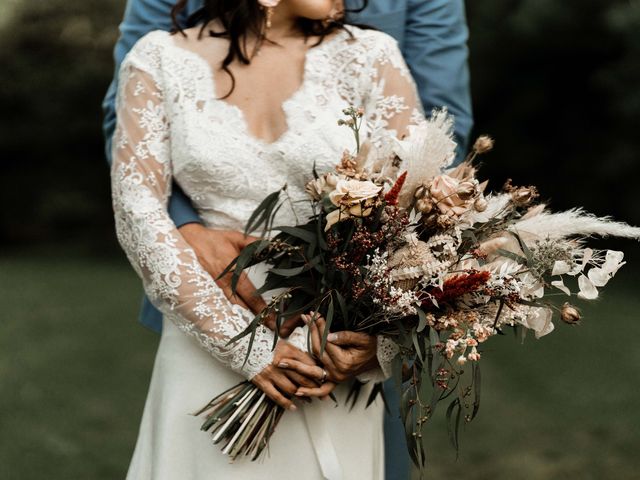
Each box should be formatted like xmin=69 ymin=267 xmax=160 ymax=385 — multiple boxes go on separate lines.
xmin=195 ymin=381 xmax=283 ymax=461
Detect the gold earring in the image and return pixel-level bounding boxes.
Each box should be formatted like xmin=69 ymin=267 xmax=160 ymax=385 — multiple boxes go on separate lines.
xmin=265 ymin=6 xmax=274 ymax=30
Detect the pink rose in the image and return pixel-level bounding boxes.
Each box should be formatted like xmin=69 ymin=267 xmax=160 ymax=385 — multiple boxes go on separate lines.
xmin=429 ymin=174 xmax=475 ymax=217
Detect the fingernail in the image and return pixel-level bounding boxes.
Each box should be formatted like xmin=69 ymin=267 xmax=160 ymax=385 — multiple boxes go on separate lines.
xmin=301 ymin=315 xmax=310 ymax=324
xmin=295 ymin=391 xmax=305 ymax=397
xmin=327 ymin=333 xmax=338 ymax=342
xmin=278 ymin=362 xmax=289 ymax=368
xmin=289 ymin=404 xmax=297 ymax=411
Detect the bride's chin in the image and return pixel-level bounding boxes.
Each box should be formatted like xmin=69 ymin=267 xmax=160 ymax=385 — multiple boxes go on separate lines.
xmin=286 ymin=0 xmax=336 ymax=20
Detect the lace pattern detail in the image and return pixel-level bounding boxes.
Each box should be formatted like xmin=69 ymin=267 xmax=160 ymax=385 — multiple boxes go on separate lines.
xmin=112 ymin=27 xmax=423 ymax=381
xmin=357 ymin=335 xmax=400 ymax=383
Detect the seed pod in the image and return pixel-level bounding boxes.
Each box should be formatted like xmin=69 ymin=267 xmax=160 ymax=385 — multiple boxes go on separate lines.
xmin=561 ymin=303 xmax=581 ymax=325
xmin=473 ymin=135 xmax=494 ymax=154
xmin=414 ymin=184 xmax=428 ymax=199
xmin=474 ymin=197 xmax=488 ymax=212
xmin=416 ymin=198 xmax=433 ymax=214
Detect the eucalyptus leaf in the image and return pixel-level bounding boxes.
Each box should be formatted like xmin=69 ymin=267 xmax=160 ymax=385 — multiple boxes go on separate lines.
xmin=274 ymin=225 xmax=317 ymax=243
xmin=244 ymin=189 xmax=282 ymax=235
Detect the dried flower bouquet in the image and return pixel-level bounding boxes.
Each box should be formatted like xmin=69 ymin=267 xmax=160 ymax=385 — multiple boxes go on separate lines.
xmin=196 ymin=106 xmax=640 ymax=473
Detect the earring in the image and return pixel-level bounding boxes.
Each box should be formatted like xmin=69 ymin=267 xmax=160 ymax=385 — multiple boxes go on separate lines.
xmin=323 ymin=1 xmax=344 ymax=27
xmin=258 ymin=0 xmax=279 ymax=31
xmin=258 ymin=0 xmax=280 ymax=29
xmin=265 ymin=6 xmax=274 ymax=29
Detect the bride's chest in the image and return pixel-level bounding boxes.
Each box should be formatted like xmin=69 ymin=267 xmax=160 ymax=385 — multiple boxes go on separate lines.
xmin=164 ymin=72 xmax=357 ymax=200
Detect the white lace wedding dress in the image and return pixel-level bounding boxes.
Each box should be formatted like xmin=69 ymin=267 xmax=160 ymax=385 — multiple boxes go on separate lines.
xmin=112 ymin=25 xmax=423 ymax=480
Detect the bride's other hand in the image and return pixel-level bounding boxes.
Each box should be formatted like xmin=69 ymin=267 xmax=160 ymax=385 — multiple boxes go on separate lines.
xmin=253 ymin=341 xmax=335 ymax=410
xmin=291 ymin=314 xmax=378 ymax=388
xmin=178 ymin=223 xmax=303 ymax=337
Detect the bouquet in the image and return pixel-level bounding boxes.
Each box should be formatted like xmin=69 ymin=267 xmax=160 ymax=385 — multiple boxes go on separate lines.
xmin=195 ymin=107 xmax=640 ymax=471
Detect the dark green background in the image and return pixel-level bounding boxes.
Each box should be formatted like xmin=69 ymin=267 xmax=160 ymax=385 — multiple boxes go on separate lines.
xmin=0 ymin=1 xmax=638 ymax=478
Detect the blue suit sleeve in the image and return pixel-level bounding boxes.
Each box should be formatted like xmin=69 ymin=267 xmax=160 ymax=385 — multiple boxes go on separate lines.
xmin=404 ymin=0 xmax=474 ymax=163
xmin=102 ymin=0 xmax=201 ymax=228
xmin=102 ymin=0 xmax=201 ymax=335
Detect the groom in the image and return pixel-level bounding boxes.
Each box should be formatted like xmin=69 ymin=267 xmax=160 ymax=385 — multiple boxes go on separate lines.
xmin=102 ymin=1 xmax=472 ymax=478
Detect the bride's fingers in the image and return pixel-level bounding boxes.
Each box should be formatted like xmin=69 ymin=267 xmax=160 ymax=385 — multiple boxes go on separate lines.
xmin=253 ymin=377 xmax=297 ymax=411
xmin=272 ymin=341 xmax=315 ymax=367
xmin=278 ymin=359 xmax=326 ymax=383
xmin=272 ymin=371 xmax=299 ymax=397
xmin=295 ymin=382 xmax=337 ymax=398
xmin=282 ymin=368 xmax=318 ymax=389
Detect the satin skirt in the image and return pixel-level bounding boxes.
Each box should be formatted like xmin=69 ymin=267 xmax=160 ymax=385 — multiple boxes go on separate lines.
xmin=126 ymin=270 xmax=385 ymax=480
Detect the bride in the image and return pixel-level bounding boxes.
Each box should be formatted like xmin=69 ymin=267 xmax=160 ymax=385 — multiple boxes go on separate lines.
xmin=111 ymin=0 xmax=425 ymax=478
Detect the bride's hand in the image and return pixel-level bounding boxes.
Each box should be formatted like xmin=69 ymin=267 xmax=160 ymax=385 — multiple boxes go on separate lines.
xmin=179 ymin=223 xmax=304 ymax=337
xmin=278 ymin=314 xmax=378 ymax=395
xmin=252 ymin=341 xmax=336 ymax=411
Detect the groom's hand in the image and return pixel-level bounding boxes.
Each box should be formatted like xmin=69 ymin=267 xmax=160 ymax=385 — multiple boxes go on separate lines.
xmin=179 ymin=223 xmax=265 ymax=313
xmin=178 ymin=223 xmax=303 ymax=336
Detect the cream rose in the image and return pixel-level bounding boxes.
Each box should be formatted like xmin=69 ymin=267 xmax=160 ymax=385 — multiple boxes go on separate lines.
xmin=329 ymin=179 xmax=381 ymax=207
xmin=324 ymin=179 xmax=382 ymax=231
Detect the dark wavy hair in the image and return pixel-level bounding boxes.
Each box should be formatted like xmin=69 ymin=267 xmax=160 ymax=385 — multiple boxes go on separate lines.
xmin=171 ymin=0 xmax=369 ymax=98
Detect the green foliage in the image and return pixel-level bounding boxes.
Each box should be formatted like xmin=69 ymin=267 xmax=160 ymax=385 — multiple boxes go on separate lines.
xmin=0 ymin=0 xmax=125 ymax=247
xmin=467 ymin=0 xmax=640 ymax=229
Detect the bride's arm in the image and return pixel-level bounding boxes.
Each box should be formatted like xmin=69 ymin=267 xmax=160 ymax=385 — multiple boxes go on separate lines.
xmin=111 ymin=39 xmax=275 ymax=382
xmin=364 ymin=32 xmax=428 ymax=141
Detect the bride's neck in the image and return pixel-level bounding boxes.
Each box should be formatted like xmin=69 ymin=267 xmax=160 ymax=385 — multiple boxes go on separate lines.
xmin=264 ymin=7 xmax=305 ymax=42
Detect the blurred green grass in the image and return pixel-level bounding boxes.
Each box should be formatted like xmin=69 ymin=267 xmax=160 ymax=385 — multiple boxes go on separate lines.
xmin=0 ymin=251 xmax=639 ymax=479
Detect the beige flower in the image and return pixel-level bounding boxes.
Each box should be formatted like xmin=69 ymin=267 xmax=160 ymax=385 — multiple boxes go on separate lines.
xmin=324 ymin=179 xmax=382 ymax=231
xmin=329 ymin=179 xmax=381 ymax=207
xmin=305 ymin=173 xmax=338 ymax=201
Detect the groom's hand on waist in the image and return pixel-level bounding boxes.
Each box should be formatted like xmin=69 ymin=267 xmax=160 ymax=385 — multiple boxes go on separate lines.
xmin=179 ymin=223 xmax=266 ymax=312
xmin=178 ymin=223 xmax=303 ymax=337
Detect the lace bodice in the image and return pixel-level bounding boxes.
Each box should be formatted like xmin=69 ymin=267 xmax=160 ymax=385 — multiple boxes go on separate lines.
xmin=111 ymin=26 xmax=423 ymax=379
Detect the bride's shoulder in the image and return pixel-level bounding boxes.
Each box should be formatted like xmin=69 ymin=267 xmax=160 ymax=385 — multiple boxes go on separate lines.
xmin=122 ymin=30 xmax=176 ymax=75
xmin=125 ymin=30 xmax=171 ymax=57
xmin=129 ymin=30 xmax=173 ymax=56
xmin=338 ymin=26 xmax=404 ymax=62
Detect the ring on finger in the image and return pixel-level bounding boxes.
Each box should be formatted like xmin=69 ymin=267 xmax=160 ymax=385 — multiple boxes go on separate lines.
xmin=319 ymin=368 xmax=328 ymax=384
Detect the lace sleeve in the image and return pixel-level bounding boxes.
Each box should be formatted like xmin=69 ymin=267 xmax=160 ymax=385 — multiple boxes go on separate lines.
xmin=364 ymin=33 xmax=426 ymax=143
xmin=111 ymin=35 xmax=274 ymax=380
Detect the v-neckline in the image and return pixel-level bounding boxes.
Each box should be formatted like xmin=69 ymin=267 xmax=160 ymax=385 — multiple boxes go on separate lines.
xmin=165 ymin=29 xmax=348 ymax=148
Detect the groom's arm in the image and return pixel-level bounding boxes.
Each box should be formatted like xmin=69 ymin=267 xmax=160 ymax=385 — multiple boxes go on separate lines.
xmin=403 ymin=0 xmax=473 ymax=162
xmin=102 ymin=0 xmax=201 ymax=227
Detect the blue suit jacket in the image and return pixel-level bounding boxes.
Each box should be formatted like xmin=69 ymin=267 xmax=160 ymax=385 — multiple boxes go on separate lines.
xmin=102 ymin=0 xmax=473 ymax=333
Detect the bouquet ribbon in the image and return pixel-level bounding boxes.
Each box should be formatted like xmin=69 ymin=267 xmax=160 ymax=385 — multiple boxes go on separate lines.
xmin=303 ymin=402 xmax=343 ymax=480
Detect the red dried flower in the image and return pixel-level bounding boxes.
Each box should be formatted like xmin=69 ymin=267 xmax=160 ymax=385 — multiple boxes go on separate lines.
xmin=384 ymin=171 xmax=408 ymax=206
xmin=427 ymin=270 xmax=491 ymax=306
